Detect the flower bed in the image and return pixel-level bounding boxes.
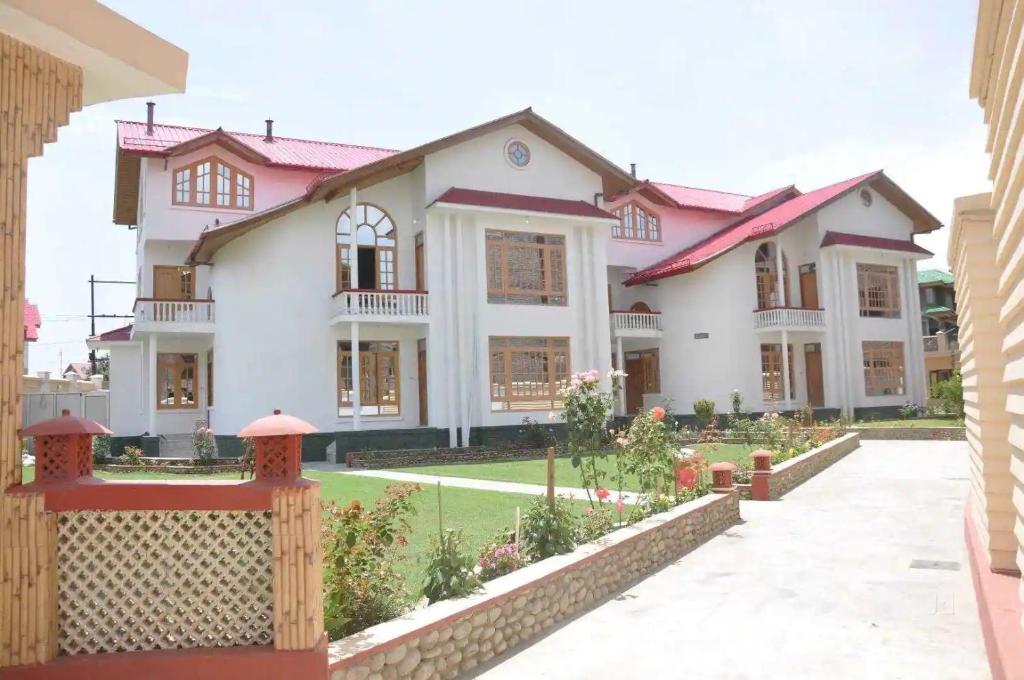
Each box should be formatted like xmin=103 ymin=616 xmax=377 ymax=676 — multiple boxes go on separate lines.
xmin=763 ymin=432 xmax=860 ymax=499
xmin=96 ymin=456 xmax=244 ymax=475
xmin=327 ymin=489 xmax=739 ymax=679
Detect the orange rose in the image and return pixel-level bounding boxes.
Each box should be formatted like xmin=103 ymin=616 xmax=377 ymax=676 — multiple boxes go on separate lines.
xmin=652 ymin=406 xmax=666 ymax=421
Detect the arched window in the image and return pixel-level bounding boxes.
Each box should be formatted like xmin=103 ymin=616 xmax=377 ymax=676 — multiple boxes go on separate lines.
xmin=172 ymin=156 xmax=253 ymax=210
xmin=629 ymin=301 xmax=653 ymax=313
xmin=754 ymin=243 xmax=789 ymax=309
xmin=336 ymin=204 xmax=397 ymax=291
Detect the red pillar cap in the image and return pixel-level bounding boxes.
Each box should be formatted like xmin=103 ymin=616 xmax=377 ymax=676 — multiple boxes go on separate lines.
xmin=238 ymin=410 xmax=318 ymax=437
xmin=750 ymin=449 xmax=773 ymax=459
xmin=709 ymin=461 xmax=736 ymax=472
xmin=22 ymin=411 xmax=112 ymax=436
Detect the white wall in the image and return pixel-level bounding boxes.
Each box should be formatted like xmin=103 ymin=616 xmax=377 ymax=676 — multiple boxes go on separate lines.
xmin=815 ymin=186 xmax=914 ymax=241
xmin=108 ymin=342 xmax=144 ymax=434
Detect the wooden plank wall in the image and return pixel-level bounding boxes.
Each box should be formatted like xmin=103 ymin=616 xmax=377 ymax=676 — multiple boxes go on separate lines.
xmin=271 ymin=485 xmax=324 ymax=651
xmin=0 ymin=33 xmax=82 ymax=667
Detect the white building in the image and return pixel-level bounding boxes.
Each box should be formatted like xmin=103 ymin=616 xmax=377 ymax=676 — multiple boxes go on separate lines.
xmin=91 ymin=107 xmax=940 ymax=456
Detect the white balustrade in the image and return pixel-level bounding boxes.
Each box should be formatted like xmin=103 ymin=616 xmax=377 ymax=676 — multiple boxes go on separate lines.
xmin=134 ymin=299 xmax=215 ymax=324
xmin=753 ymin=307 xmax=825 ymax=330
xmin=610 ymin=312 xmax=663 ymax=334
xmin=333 ymin=290 xmax=429 ymax=320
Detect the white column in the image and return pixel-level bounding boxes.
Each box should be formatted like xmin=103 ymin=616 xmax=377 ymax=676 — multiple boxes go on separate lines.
xmin=349 ymin=188 xmax=360 ymax=291
xmin=351 ymin=322 xmax=361 ymax=431
xmin=443 ymin=214 xmax=458 ymax=447
xmin=616 ymin=336 xmax=626 ymax=415
xmin=781 ymin=328 xmax=791 ymax=411
xmin=902 ymin=258 xmax=927 ymax=405
xmin=774 ymin=238 xmax=786 ymax=306
xmin=454 ymin=214 xmax=470 ymax=447
xmin=147 ymin=336 xmax=157 ymax=435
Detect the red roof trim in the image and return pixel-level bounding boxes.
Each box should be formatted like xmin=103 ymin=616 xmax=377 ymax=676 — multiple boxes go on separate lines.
xmin=23 ymin=300 xmax=40 ymax=341
xmin=89 ymin=324 xmax=133 ymax=342
xmin=431 ymin=187 xmax=617 ymax=220
xmin=819 ymin=231 xmax=933 ymax=255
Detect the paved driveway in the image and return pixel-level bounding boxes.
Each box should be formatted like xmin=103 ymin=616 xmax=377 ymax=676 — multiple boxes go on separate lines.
xmin=476 ymin=440 xmax=990 ymax=680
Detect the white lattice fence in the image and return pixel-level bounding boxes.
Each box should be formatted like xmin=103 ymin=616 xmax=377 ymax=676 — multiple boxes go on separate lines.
xmin=56 ymin=510 xmax=274 ymax=655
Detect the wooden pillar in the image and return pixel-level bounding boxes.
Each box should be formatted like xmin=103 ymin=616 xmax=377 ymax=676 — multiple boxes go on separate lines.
xmin=0 ymin=34 xmax=83 ymax=668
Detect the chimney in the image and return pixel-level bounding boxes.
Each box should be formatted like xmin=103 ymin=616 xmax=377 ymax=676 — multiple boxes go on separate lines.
xmin=146 ymin=101 xmax=155 ymax=135
xmin=265 ymin=119 xmax=274 ymax=142
xmin=630 ymin=163 xmax=637 ymax=178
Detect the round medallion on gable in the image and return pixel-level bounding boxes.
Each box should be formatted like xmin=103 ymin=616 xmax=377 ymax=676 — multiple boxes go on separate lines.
xmin=860 ymin=188 xmax=873 ymax=207
xmin=505 ymin=139 xmax=531 ymax=168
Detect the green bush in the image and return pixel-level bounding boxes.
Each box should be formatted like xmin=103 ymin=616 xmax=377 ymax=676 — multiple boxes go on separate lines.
xmin=422 ymin=529 xmax=481 ymax=604
xmin=122 ymin=445 xmax=143 ymax=465
xmin=321 ymin=483 xmax=419 ymax=638
xmin=520 ymin=496 xmax=577 ymax=560
xmin=931 ymin=374 xmax=964 ymax=416
xmin=477 ymin=534 xmax=523 ymax=582
xmin=693 ymin=399 xmax=716 ymax=429
xmin=899 ymin=402 xmax=920 ymax=420
xmin=517 ymin=416 xmax=556 ymax=450
xmin=91 ymin=435 xmax=110 ymax=464
xmin=577 ymin=506 xmax=616 ymax=543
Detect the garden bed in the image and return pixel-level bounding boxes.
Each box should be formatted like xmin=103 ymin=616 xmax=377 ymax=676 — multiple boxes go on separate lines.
xmin=347 ymin=445 xmax=567 ymax=469
xmin=764 ymin=432 xmax=860 ymax=499
xmin=327 ymin=489 xmax=740 ymax=679
xmin=95 ymin=456 xmax=245 ymax=475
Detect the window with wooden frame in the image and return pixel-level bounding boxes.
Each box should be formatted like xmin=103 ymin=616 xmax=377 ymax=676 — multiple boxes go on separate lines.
xmin=760 ymin=343 xmax=795 ymax=402
xmin=172 ymin=156 xmax=254 ymax=210
xmin=206 ymin=348 xmax=214 ymax=408
xmin=857 ymin=264 xmax=901 ymax=318
xmin=336 ymin=204 xmax=397 ymax=292
xmin=152 ymin=265 xmax=195 ymax=300
xmin=486 ymin=230 xmax=567 ymax=305
xmin=611 ymin=202 xmax=661 ymax=242
xmin=156 ymin=353 xmax=197 ymax=410
xmin=862 ymin=341 xmax=905 ymax=396
xmin=754 ymin=243 xmax=789 ymax=309
xmin=338 ymin=341 xmax=400 ymax=416
xmin=489 ymin=337 xmax=570 ymax=411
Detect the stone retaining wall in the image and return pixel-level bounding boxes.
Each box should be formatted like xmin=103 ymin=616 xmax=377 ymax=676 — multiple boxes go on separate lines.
xmin=348 ymin=445 xmax=568 ymax=469
xmin=766 ymin=432 xmax=860 ymax=499
xmin=850 ymin=427 xmax=965 ymax=441
xmin=327 ymin=490 xmax=740 ymax=679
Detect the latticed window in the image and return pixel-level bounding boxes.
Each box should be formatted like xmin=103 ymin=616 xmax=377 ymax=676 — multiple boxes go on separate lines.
xmin=754 ymin=243 xmax=789 ymax=309
xmin=863 ymin=341 xmax=905 ymax=395
xmin=486 ymin=230 xmax=567 ymax=305
xmin=611 ymin=202 xmax=661 ymax=242
xmin=336 ymin=204 xmax=397 ymax=292
xmin=760 ymin=344 xmax=795 ymax=402
xmin=172 ymin=156 xmax=254 ymax=210
xmin=338 ymin=341 xmax=400 ymax=415
xmin=857 ymin=264 xmax=901 ymax=318
xmin=157 ymin=353 xmax=197 ymax=409
xmin=489 ymin=337 xmax=570 ymax=411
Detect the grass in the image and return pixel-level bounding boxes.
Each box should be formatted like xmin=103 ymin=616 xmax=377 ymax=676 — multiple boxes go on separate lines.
xmin=853 ymin=418 xmax=964 ymax=428
xmin=393 ymin=443 xmax=757 ymax=491
xmin=20 ymin=465 xmax=587 ymax=599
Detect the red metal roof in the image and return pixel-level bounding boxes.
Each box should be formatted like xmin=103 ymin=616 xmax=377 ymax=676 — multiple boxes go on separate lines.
xmin=23 ymin=300 xmax=40 ymax=341
xmin=626 ymin=171 xmax=882 ymax=286
xmin=432 ymin=187 xmax=617 ymax=220
xmin=89 ymin=324 xmax=133 ymax=342
xmin=820 ymin=231 xmax=933 ymax=255
xmin=116 ymin=121 xmax=398 ymax=171
xmin=743 ymin=185 xmax=798 ymax=211
xmin=650 ymin=182 xmax=752 ymax=213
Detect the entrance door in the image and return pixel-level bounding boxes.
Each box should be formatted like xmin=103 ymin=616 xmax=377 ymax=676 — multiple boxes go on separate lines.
xmin=799 ymin=264 xmax=819 ymax=308
xmin=804 ymin=343 xmax=824 ymax=407
xmin=417 ymin=340 xmax=428 ymax=426
xmin=625 ymin=352 xmax=644 ymax=414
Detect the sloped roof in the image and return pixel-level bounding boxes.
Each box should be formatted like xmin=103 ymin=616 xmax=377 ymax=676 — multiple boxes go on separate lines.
xmin=431 ymin=188 xmax=617 ymax=220
xmin=89 ymin=324 xmax=133 ymax=343
xmin=918 ymin=269 xmax=955 ymax=286
xmin=820 ymin=231 xmax=933 ymax=255
xmin=23 ymin=300 xmax=40 ymax=341
xmin=633 ymin=181 xmax=798 ymax=215
xmin=924 ymin=305 xmax=954 ymax=316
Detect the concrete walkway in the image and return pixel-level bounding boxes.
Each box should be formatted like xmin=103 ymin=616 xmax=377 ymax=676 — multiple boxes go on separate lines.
xmin=475 ymin=440 xmax=990 ymax=680
xmin=304 ymin=463 xmax=643 ymax=504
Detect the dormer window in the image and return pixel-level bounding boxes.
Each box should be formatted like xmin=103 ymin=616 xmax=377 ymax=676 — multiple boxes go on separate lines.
xmin=612 ymin=202 xmax=660 ymax=242
xmin=172 ymin=157 xmax=254 ymax=210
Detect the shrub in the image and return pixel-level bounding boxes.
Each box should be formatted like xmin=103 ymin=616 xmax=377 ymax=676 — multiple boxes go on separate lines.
xmin=422 ymin=529 xmax=481 ymax=604
xmin=520 ymin=495 xmax=577 ymax=560
xmin=931 ymin=374 xmax=964 ymax=416
xmin=619 ymin=406 xmax=680 ymax=500
xmin=321 ymin=483 xmax=419 ymax=638
xmin=730 ymin=389 xmax=745 ymax=416
xmin=192 ymin=420 xmax=216 ymax=464
xmin=92 ymin=435 xmax=110 ymax=465
xmin=477 ymin=537 xmax=523 ymax=582
xmin=517 ymin=416 xmax=556 ymax=449
xmin=577 ymin=506 xmax=616 ymax=543
xmin=899 ymin=402 xmax=920 ymax=420
xmin=693 ymin=399 xmax=715 ymax=429
xmin=560 ymin=369 xmax=619 ymax=507
xmin=122 ymin=445 xmax=143 ymax=465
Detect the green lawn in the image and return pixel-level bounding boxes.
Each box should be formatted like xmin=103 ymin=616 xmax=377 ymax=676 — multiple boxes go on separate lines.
xmin=853 ymin=418 xmax=964 ymax=428
xmin=20 ymin=466 xmax=584 ymax=599
xmin=393 ymin=443 xmax=757 ymax=491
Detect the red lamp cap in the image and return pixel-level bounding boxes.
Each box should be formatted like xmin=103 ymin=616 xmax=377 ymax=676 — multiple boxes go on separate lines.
xmin=238 ymin=409 xmax=318 ymax=437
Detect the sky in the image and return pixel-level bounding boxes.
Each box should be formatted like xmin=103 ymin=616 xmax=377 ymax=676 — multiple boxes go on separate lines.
xmin=22 ymin=0 xmax=992 ymax=374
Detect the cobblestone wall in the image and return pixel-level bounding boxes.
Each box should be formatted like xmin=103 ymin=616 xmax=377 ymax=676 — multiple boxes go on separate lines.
xmin=767 ymin=433 xmax=860 ymax=499
xmin=348 ymin=445 xmax=566 ymax=469
xmin=328 ymin=491 xmax=740 ymax=679
xmin=850 ymin=427 xmax=965 ymax=441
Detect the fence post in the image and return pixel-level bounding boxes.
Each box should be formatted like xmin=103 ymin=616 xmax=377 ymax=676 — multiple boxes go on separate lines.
xmin=546 ymin=446 xmax=556 ymax=510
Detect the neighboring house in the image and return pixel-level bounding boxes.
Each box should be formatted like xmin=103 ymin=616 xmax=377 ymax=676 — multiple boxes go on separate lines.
xmin=62 ymin=362 xmax=92 ymax=381
xmin=917 ymin=269 xmax=958 ymax=385
xmin=606 ymin=172 xmax=940 ymax=419
xmin=90 ymin=107 xmax=631 ymax=453
xmin=22 ymin=299 xmax=39 ymax=374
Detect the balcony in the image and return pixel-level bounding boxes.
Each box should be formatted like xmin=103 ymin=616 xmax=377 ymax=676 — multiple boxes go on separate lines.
xmin=753 ymin=306 xmax=825 ymax=332
xmin=133 ymin=298 xmax=215 ymax=334
xmin=610 ymin=311 xmax=663 ymax=338
xmin=329 ymin=289 xmax=430 ymax=324
xmin=923 ymin=334 xmax=958 ymax=355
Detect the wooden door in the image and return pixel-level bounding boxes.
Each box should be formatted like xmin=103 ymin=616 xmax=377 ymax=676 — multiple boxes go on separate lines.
xmin=417 ymin=341 xmax=428 ymax=426
xmin=625 ymin=353 xmax=644 ymax=414
xmin=799 ymin=264 xmax=819 ymax=308
xmin=153 ymin=265 xmax=193 ymax=300
xmin=804 ymin=343 xmax=824 ymax=407
xmin=415 ymin=239 xmax=425 ymax=290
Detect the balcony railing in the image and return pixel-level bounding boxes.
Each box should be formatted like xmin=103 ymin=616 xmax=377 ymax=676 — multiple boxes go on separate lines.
xmin=330 ymin=289 xmax=429 ymax=323
xmin=753 ymin=306 xmax=825 ymax=331
xmin=133 ymin=298 xmax=215 ymax=331
xmin=923 ymin=334 xmax=958 ymax=355
xmin=610 ymin=311 xmax=663 ymax=337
